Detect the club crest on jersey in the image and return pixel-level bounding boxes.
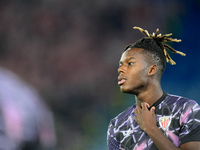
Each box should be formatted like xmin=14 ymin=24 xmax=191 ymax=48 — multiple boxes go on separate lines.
xmin=159 ymin=116 xmax=172 ymax=131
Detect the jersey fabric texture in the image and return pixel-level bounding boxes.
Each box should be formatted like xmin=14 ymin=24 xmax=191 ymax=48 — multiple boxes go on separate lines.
xmin=107 ymin=92 xmax=200 ymax=150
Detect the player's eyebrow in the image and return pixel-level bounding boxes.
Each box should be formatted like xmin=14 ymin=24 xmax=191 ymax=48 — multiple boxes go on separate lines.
xmin=119 ymin=57 xmax=135 ymax=65
xmin=127 ymin=57 xmax=135 ymax=61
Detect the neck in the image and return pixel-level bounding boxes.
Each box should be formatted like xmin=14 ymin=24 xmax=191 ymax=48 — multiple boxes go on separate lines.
xmin=135 ymin=83 xmax=163 ymax=106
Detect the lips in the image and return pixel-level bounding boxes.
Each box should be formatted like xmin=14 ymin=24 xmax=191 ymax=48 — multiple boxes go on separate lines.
xmin=118 ymin=76 xmax=127 ymax=85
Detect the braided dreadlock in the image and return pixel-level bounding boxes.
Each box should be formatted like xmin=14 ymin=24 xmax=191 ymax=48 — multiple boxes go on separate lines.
xmin=133 ymin=26 xmax=186 ymax=65
xmin=124 ymin=26 xmax=186 ymax=78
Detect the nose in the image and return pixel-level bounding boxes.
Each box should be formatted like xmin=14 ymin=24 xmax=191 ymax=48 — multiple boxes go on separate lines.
xmin=118 ymin=65 xmax=125 ymax=74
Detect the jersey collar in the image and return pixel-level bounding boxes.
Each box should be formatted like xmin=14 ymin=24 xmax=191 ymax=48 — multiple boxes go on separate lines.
xmin=148 ymin=92 xmax=167 ymax=110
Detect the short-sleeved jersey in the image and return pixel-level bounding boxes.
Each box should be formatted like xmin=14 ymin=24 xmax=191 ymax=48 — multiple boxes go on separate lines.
xmin=107 ymin=92 xmax=200 ymax=150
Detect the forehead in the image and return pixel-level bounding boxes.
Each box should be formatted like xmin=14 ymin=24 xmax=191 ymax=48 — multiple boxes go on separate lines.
xmin=120 ymin=48 xmax=146 ymax=62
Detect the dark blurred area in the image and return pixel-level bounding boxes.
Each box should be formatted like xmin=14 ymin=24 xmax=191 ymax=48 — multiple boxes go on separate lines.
xmin=0 ymin=0 xmax=199 ymax=149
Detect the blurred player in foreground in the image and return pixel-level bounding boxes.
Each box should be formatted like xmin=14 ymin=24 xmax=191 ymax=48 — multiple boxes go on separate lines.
xmin=0 ymin=33 xmax=56 ymax=150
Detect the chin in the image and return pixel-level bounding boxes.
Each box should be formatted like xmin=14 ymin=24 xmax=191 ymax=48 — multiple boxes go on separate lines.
xmin=120 ymin=86 xmax=138 ymax=95
xmin=120 ymin=86 xmax=132 ymax=94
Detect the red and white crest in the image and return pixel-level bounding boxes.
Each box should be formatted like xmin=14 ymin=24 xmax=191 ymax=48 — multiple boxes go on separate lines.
xmin=159 ymin=116 xmax=172 ymax=131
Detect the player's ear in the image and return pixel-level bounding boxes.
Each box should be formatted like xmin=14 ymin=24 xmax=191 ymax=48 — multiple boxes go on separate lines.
xmin=148 ymin=64 xmax=157 ymax=76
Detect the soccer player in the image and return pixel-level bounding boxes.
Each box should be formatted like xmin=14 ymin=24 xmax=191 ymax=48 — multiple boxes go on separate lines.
xmin=107 ymin=27 xmax=200 ymax=150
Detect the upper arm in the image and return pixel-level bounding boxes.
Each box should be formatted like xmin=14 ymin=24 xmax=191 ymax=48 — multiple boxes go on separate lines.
xmin=179 ymin=100 xmax=200 ymax=145
xmin=180 ymin=141 xmax=200 ymax=150
xmin=107 ymin=120 xmax=120 ymax=149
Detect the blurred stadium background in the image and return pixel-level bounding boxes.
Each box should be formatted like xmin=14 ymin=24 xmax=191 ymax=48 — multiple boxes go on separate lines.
xmin=0 ymin=0 xmax=200 ymax=149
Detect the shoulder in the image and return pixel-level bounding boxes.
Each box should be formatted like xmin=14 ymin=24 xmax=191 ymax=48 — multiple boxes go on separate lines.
xmin=165 ymin=93 xmax=200 ymax=108
xmin=165 ymin=93 xmax=200 ymax=122
xmin=157 ymin=93 xmax=200 ymax=118
xmin=109 ymin=105 xmax=136 ymax=127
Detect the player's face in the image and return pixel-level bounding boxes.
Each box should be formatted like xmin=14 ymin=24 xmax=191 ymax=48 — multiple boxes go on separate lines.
xmin=118 ymin=48 xmax=150 ymax=94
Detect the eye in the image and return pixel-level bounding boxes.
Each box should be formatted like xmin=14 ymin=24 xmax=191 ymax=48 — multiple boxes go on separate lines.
xmin=119 ymin=62 xmax=123 ymax=67
xmin=128 ymin=62 xmax=134 ymax=66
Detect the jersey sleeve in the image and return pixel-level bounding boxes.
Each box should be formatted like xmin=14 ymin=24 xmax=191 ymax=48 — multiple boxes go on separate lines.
xmin=107 ymin=120 xmax=120 ymax=150
xmin=179 ymin=100 xmax=200 ymax=145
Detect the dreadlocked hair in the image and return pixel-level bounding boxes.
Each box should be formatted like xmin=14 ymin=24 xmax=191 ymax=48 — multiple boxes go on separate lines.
xmin=124 ymin=26 xmax=186 ymax=78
